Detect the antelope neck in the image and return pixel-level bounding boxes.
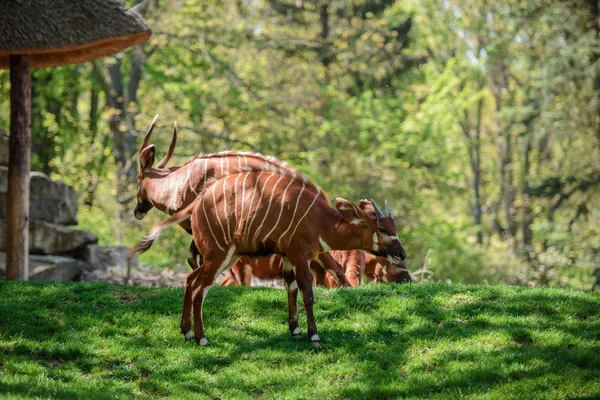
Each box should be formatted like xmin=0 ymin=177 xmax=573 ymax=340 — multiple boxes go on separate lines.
xmin=319 ymin=207 xmax=366 ymax=252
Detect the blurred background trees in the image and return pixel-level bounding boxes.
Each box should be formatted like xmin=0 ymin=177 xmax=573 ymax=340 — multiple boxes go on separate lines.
xmin=1 ymin=0 xmax=598 ymax=288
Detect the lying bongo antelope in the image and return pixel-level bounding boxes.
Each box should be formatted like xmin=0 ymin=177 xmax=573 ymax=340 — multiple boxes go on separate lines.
xmin=132 ymin=168 xmax=406 ymax=347
xmin=131 ymin=115 xmax=350 ymax=286
xmin=221 ymin=254 xmax=332 ymax=287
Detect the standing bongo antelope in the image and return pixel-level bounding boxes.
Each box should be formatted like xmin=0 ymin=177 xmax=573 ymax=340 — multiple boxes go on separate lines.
xmin=132 ymin=169 xmax=406 ymax=347
xmin=132 ymin=115 xmax=350 ymax=286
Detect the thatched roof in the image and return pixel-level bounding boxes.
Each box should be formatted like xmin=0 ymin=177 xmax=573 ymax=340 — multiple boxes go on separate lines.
xmin=0 ymin=0 xmax=151 ymax=69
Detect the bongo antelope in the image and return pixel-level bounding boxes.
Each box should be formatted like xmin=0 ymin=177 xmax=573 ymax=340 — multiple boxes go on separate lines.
xmin=221 ymin=253 xmax=341 ymax=287
xmin=132 ymin=169 xmax=406 ymax=348
xmin=325 ymin=250 xmax=412 ymax=288
xmin=133 ymin=115 xmax=350 ymax=286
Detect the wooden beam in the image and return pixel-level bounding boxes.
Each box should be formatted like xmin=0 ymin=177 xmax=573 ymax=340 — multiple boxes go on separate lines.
xmin=6 ymin=54 xmax=31 ymax=280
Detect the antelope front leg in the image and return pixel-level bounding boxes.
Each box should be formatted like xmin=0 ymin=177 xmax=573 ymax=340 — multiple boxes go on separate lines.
xmin=294 ymin=258 xmax=322 ymax=348
xmin=317 ymin=252 xmax=352 ymax=288
xmin=282 ymin=257 xmax=301 ymax=339
xmin=191 ymin=281 xmax=212 ymax=346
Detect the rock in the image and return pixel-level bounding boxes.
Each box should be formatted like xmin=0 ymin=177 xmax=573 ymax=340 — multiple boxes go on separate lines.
xmin=0 ymin=219 xmax=98 ymax=255
xmin=0 ymin=252 xmax=87 ymax=281
xmin=0 ymin=166 xmax=78 ymax=225
xmin=0 ymin=131 xmax=8 ymax=166
xmin=74 ymin=245 xmax=137 ymax=272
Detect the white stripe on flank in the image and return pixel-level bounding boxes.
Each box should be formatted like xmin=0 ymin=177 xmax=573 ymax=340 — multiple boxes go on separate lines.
xmin=187 ymin=163 xmax=198 ymax=196
xmin=243 ymin=155 xmax=248 ymax=167
xmin=222 ymin=176 xmax=231 ymax=242
xmin=277 ymin=181 xmax=306 ymax=246
xmin=213 ymin=176 xmax=229 ymax=246
xmin=225 ymin=156 xmax=229 ymax=175
xmin=262 ymin=178 xmax=294 ymax=242
xmin=239 ymin=172 xmax=251 ymax=227
xmin=254 ymin=175 xmax=286 ymax=242
xmin=244 ymin=173 xmax=276 ymax=246
xmin=202 ymin=190 xmax=225 ymax=251
xmin=242 ymin=171 xmax=264 ymax=242
xmin=287 ymin=187 xmax=321 ymax=245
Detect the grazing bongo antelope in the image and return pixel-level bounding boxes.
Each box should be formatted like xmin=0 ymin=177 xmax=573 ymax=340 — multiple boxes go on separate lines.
xmin=325 ymin=250 xmax=412 ymax=288
xmin=133 ymin=115 xmax=350 ymax=287
xmin=132 ymin=169 xmax=406 ymax=348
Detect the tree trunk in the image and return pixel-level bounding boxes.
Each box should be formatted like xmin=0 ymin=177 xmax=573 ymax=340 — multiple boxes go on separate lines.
xmin=521 ymin=134 xmax=534 ymax=258
xmin=84 ymin=84 xmax=100 ymax=207
xmin=6 ymin=55 xmax=31 ymax=281
xmin=462 ymin=92 xmax=484 ymax=245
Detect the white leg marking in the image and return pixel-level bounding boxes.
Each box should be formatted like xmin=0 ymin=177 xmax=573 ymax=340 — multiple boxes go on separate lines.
xmin=289 ymin=280 xmax=298 ymax=291
xmin=277 ymin=181 xmax=306 ymax=246
xmin=262 ymin=178 xmax=294 ymax=242
xmin=311 ymin=334 xmax=320 ymax=342
xmin=319 ymin=236 xmax=332 ymax=252
xmin=288 ymin=188 xmax=321 ymax=245
xmin=199 ymin=338 xmax=209 ymax=346
xmin=282 ymin=257 xmax=294 ymax=272
xmin=245 ymin=173 xmax=275 ymax=246
xmin=292 ymin=327 xmax=301 ymax=335
xmin=202 ymin=188 xmax=225 ymax=252
xmin=254 ymin=175 xmax=286 ymax=242
xmin=185 ymin=331 xmax=194 ymax=340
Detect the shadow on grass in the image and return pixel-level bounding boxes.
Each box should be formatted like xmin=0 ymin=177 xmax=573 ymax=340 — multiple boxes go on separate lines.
xmin=1 ymin=281 xmax=599 ymax=398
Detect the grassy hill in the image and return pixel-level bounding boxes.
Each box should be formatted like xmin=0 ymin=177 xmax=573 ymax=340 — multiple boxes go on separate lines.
xmin=0 ymin=281 xmax=599 ymax=399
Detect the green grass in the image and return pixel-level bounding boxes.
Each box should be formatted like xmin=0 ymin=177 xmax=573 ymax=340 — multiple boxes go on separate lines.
xmin=0 ymin=282 xmax=599 ymax=399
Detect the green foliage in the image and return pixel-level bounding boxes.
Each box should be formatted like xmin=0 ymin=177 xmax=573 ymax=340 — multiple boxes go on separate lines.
xmin=1 ymin=282 xmax=599 ymax=399
xmin=0 ymin=0 xmax=599 ymax=286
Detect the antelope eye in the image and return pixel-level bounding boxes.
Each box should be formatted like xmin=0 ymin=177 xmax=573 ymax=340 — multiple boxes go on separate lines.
xmin=378 ymin=227 xmax=387 ymax=234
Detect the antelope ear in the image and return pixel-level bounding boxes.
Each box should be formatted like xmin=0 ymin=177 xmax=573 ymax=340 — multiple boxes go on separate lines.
xmin=335 ymin=198 xmax=369 ymax=225
xmin=139 ymin=145 xmax=156 ymax=173
xmin=358 ymin=199 xmax=375 ymax=214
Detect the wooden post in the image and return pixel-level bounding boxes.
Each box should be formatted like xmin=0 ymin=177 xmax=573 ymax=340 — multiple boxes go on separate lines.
xmin=6 ymin=55 xmax=31 ymax=280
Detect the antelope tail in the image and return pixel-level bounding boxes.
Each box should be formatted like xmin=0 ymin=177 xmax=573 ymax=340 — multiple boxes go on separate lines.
xmin=130 ymin=197 xmax=201 ymax=256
